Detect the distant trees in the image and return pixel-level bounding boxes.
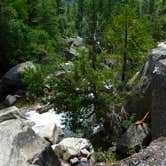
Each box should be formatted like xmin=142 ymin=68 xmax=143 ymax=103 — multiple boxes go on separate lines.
xmin=0 ymin=0 xmax=66 ymax=71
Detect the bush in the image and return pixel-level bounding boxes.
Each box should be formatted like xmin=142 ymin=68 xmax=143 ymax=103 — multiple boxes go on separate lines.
xmin=94 ymin=148 xmax=116 ymax=163
xmin=21 ymin=64 xmax=46 ymax=97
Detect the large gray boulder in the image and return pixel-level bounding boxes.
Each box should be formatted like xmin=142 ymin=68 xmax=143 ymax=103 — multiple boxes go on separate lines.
xmin=117 ymin=123 xmax=151 ymax=155
xmin=127 ymin=42 xmax=166 ymax=139
xmin=0 ymin=119 xmax=61 ymax=166
xmin=53 ymin=137 xmax=93 ymax=165
xmin=2 ymin=61 xmax=35 ymax=89
xmin=120 ymin=137 xmax=166 ymax=165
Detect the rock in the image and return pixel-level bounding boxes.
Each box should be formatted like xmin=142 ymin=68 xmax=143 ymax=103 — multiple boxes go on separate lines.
xmin=128 ymin=42 xmax=166 ymax=93
xmin=0 ymin=106 xmax=26 ymax=123
xmin=101 ymin=58 xmax=114 ymax=68
xmin=34 ymin=122 xmax=60 ymax=144
xmin=4 ymin=94 xmax=17 ymax=106
xmin=67 ymin=37 xmax=85 ymax=48
xmin=120 ymin=137 xmax=166 ymax=165
xmin=117 ymin=123 xmax=151 ymax=155
xmin=60 ymin=159 xmax=71 ymax=166
xmin=74 ymin=161 xmax=92 ymax=166
xmin=63 ymin=147 xmax=78 ymax=161
xmin=36 ymin=104 xmax=53 ymax=114
xmin=80 ymin=149 xmax=91 ymax=158
xmin=53 ymin=137 xmax=93 ymax=162
xmin=2 ymin=61 xmax=35 ymax=90
xmin=69 ymin=47 xmax=79 ymax=56
xmin=66 ymin=36 xmax=86 ymax=57
xmin=0 ymin=119 xmax=61 ymax=166
xmin=60 ymin=61 xmax=74 ymax=71
xmin=80 ymin=158 xmax=88 ymax=162
xmin=95 ymin=162 xmax=106 ymax=166
xmin=127 ymin=42 xmax=166 ymax=139
xmin=70 ymin=157 xmax=79 ymax=164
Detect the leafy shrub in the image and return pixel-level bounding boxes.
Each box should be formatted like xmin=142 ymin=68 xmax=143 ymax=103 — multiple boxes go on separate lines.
xmin=21 ymin=65 xmax=46 ymax=97
xmin=94 ymin=148 xmax=116 ymax=163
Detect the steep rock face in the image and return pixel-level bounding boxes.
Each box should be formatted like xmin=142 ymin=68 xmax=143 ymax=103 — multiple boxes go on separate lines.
xmin=121 ymin=137 xmax=166 ymax=165
xmin=147 ymin=43 xmax=166 ymax=139
xmin=128 ymin=42 xmax=166 ymax=139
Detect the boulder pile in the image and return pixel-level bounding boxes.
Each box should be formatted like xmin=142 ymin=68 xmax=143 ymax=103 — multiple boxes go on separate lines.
xmin=52 ymin=137 xmax=94 ymax=165
xmin=0 ymin=106 xmax=94 ymax=166
xmin=0 ymin=106 xmax=60 ymax=166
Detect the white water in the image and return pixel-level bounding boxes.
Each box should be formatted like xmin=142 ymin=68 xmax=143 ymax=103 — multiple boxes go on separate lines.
xmin=25 ymin=108 xmax=65 ymax=133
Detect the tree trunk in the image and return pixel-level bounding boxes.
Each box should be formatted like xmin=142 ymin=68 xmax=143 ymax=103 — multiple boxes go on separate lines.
xmin=121 ymin=14 xmax=128 ymax=85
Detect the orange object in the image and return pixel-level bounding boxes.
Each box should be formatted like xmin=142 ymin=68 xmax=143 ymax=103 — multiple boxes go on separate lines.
xmin=135 ymin=112 xmax=151 ymax=125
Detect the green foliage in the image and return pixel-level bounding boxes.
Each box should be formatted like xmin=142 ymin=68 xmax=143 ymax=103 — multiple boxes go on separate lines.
xmin=15 ymin=97 xmax=35 ymax=108
xmin=0 ymin=102 xmax=6 ymax=110
xmin=122 ymin=113 xmax=136 ymax=129
xmin=40 ymin=50 xmax=125 ymax=131
xmin=0 ymin=0 xmax=67 ymax=71
xmin=94 ymin=148 xmax=116 ymax=162
xmin=21 ymin=57 xmax=64 ymax=98
xmin=21 ymin=65 xmax=46 ymax=97
xmin=104 ymin=5 xmax=155 ymax=84
xmin=128 ymin=144 xmax=145 ymax=155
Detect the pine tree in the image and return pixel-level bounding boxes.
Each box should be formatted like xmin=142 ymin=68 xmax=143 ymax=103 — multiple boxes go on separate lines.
xmin=105 ymin=5 xmax=154 ymax=86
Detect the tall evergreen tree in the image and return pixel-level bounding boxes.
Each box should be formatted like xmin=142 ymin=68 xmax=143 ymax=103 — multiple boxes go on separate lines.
xmin=105 ymin=5 xmax=154 ymax=85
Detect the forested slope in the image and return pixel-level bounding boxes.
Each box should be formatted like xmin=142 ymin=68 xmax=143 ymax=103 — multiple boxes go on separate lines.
xmin=0 ymin=0 xmax=166 ymax=149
